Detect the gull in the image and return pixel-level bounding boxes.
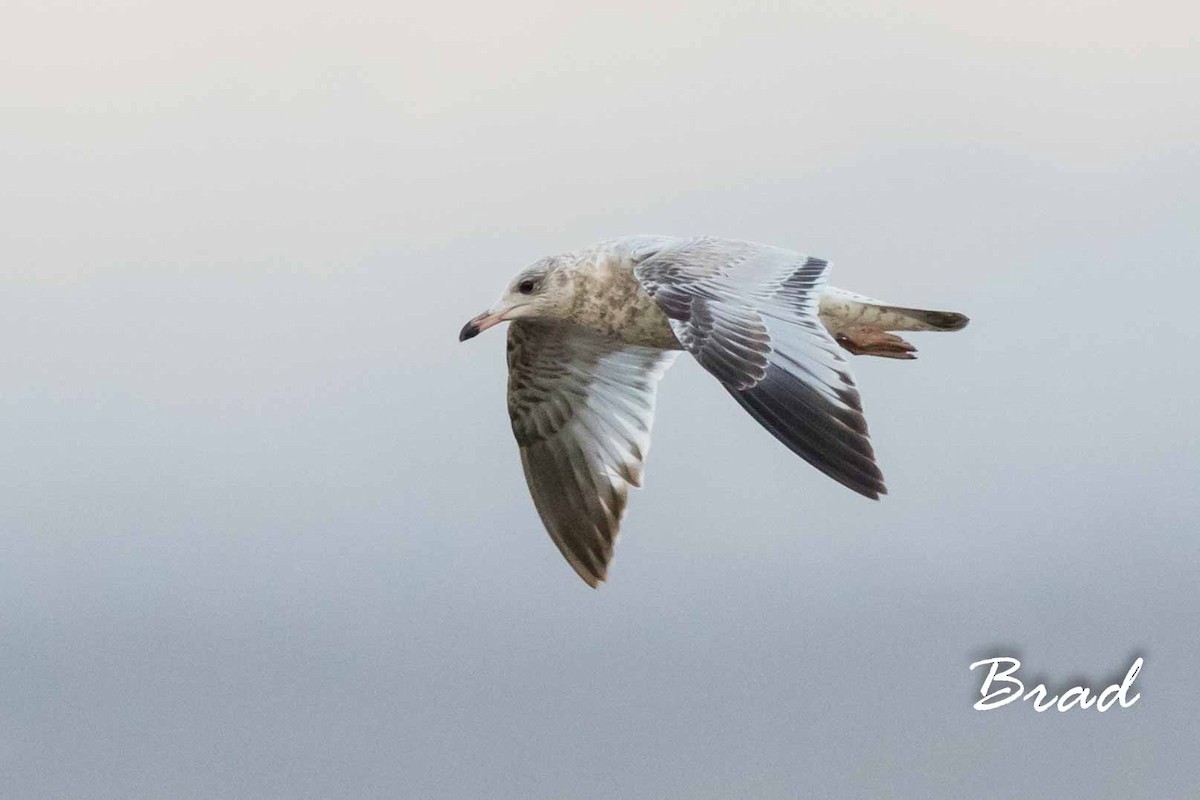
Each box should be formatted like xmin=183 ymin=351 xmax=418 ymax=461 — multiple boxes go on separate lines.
xmin=459 ymin=236 xmax=969 ymax=586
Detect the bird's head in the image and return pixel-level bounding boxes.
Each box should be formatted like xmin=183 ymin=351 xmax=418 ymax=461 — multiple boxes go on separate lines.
xmin=459 ymin=258 xmax=574 ymax=341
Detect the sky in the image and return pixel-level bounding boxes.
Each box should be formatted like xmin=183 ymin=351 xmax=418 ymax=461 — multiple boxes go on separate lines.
xmin=2 ymin=1 xmax=1199 ymax=797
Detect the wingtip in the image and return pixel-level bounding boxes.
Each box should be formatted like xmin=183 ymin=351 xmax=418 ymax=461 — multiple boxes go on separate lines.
xmin=579 ymin=571 xmax=605 ymax=589
xmin=852 ymin=478 xmax=888 ymax=501
xmin=567 ymin=559 xmax=607 ymax=588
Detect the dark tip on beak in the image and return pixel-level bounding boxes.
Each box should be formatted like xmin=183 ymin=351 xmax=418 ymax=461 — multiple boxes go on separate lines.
xmin=459 ymin=319 xmax=481 ymax=342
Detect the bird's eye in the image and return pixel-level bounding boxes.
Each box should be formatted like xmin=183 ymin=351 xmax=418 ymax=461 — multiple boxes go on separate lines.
xmin=518 ymin=279 xmax=537 ymax=294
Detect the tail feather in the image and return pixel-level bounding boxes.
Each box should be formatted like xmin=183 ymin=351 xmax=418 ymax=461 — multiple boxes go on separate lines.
xmin=819 ymin=287 xmax=969 ymax=359
xmin=887 ymin=307 xmax=970 ymax=332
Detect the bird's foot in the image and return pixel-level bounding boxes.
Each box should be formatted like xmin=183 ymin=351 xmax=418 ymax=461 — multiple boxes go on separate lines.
xmin=835 ymin=328 xmax=918 ymax=360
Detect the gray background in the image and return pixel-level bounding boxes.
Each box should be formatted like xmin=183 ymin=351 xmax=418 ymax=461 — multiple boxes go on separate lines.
xmin=2 ymin=1 xmax=1198 ymax=797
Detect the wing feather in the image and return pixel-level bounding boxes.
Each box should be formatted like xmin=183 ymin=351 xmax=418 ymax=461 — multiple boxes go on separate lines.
xmin=633 ymin=237 xmax=887 ymax=498
xmin=507 ymin=320 xmax=676 ymax=586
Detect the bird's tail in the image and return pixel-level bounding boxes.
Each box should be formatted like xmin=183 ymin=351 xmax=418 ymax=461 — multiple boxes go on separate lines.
xmin=818 ymin=288 xmax=969 ymax=360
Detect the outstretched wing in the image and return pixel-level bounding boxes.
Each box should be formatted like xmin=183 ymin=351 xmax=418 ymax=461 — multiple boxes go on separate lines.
xmin=507 ymin=319 xmax=677 ymax=586
xmin=632 ymin=237 xmax=886 ymax=498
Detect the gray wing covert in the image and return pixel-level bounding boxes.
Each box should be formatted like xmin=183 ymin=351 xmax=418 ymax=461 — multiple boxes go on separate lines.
xmin=632 ymin=237 xmax=886 ymax=499
xmin=507 ymin=320 xmax=677 ymax=586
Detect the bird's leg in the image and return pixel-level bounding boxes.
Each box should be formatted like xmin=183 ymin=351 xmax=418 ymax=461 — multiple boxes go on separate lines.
xmin=834 ymin=327 xmax=918 ymax=360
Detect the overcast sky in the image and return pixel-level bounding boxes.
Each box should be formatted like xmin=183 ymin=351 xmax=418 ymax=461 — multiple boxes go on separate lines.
xmin=2 ymin=2 xmax=1199 ymax=798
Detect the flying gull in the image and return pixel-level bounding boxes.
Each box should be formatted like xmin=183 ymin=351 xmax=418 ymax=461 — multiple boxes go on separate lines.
xmin=459 ymin=236 xmax=968 ymax=586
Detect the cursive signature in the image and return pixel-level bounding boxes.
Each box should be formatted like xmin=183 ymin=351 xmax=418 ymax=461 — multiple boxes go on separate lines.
xmin=969 ymin=657 xmax=1143 ymax=712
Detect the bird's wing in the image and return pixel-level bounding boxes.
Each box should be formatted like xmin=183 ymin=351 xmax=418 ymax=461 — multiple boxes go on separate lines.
xmin=632 ymin=237 xmax=886 ymax=498
xmin=507 ymin=319 xmax=677 ymax=586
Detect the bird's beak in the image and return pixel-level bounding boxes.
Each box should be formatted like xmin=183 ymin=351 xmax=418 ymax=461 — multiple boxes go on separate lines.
xmin=459 ymin=308 xmax=506 ymax=342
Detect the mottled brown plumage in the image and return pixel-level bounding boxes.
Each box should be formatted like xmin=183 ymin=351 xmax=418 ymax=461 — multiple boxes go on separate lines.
xmin=459 ymin=236 xmax=969 ymax=586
